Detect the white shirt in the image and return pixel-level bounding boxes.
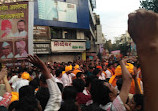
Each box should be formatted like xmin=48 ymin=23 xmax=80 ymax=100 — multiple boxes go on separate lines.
xmin=98 ymin=73 xmax=106 ymax=80
xmin=100 ymin=96 xmax=126 ymax=111
xmin=105 ymin=70 xmax=112 ymax=79
xmin=44 ymin=77 xmax=62 ymax=111
xmin=9 ymin=75 xmax=19 ymax=84
xmin=55 ymin=77 xmax=63 ymax=84
xmin=12 ymin=78 xmax=29 ymax=92
xmin=62 ymin=73 xmax=74 ymax=87
xmin=140 ymin=80 xmax=143 ymax=93
xmin=14 ymin=30 xmax=27 ymax=37
xmin=15 ymin=50 xmax=28 ymax=58
xmin=83 ymin=88 xmax=90 ymax=96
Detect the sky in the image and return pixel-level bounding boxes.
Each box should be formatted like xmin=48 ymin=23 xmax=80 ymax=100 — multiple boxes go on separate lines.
xmin=94 ymin=0 xmax=140 ymax=43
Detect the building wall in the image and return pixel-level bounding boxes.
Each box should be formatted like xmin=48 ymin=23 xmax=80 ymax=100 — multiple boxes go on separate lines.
xmin=96 ymin=25 xmax=103 ymax=44
xmin=38 ymin=53 xmax=82 ymax=62
xmin=77 ymin=30 xmax=85 ymax=39
xmin=34 ymin=0 xmax=90 ymax=29
xmin=0 ymin=0 xmax=101 ymax=63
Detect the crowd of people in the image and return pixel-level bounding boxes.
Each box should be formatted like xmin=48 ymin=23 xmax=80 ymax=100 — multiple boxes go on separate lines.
xmin=0 ymin=53 xmax=144 ymax=111
xmin=0 ymin=9 xmax=158 ymax=111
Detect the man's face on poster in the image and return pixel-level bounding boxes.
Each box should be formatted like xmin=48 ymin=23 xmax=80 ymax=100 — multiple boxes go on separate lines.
xmin=17 ymin=46 xmax=25 ymax=54
xmin=17 ymin=21 xmax=25 ymax=32
xmin=2 ymin=45 xmax=11 ymax=56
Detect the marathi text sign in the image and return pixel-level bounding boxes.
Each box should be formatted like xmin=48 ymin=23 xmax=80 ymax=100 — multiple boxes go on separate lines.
xmin=51 ymin=41 xmax=86 ymax=52
xmin=0 ymin=1 xmax=29 ymax=61
xmin=33 ymin=26 xmax=50 ymax=41
xmin=34 ymin=43 xmax=51 ymax=54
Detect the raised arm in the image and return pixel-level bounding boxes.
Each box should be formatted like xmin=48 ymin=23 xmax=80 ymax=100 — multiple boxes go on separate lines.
xmin=28 ymin=55 xmax=51 ymax=79
xmin=128 ymin=9 xmax=158 ymax=111
xmin=119 ymin=59 xmax=132 ymax=104
xmin=28 ymin=55 xmax=62 ymax=111
xmin=0 ymin=67 xmax=6 ymax=80
xmin=3 ymin=75 xmax=12 ymax=93
xmin=133 ymin=67 xmax=142 ymax=94
xmin=0 ymin=67 xmax=12 ymax=107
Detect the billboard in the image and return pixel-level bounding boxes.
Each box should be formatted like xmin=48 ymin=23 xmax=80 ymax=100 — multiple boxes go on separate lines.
xmin=0 ymin=1 xmax=31 ymax=62
xmin=38 ymin=0 xmax=77 ymax=23
xmin=34 ymin=0 xmax=89 ymax=29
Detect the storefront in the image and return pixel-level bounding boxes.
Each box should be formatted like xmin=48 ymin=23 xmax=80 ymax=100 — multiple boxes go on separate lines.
xmin=50 ymin=39 xmax=86 ymax=62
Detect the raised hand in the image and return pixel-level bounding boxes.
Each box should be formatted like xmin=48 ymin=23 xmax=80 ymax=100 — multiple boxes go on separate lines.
xmin=128 ymin=9 xmax=158 ymax=55
xmin=128 ymin=9 xmax=158 ymax=42
xmin=27 ymin=55 xmax=46 ymax=68
xmin=27 ymin=55 xmax=51 ymax=79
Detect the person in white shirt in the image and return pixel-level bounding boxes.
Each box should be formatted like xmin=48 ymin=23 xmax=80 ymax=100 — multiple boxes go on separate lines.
xmin=55 ymin=69 xmax=63 ymax=84
xmin=62 ymin=66 xmax=75 ymax=87
xmin=14 ymin=20 xmax=27 ymax=38
xmin=12 ymin=72 xmax=30 ymax=92
xmin=87 ymin=59 xmax=132 ymax=111
xmin=105 ymin=69 xmax=112 ymax=80
xmin=93 ymin=68 xmax=106 ymax=80
xmin=8 ymin=75 xmax=19 ymax=84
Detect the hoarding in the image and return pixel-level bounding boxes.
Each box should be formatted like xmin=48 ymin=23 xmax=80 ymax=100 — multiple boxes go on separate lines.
xmin=38 ymin=0 xmax=77 ymax=23
xmin=0 ymin=2 xmax=29 ymax=61
xmin=0 ymin=1 xmax=34 ymax=63
xmin=34 ymin=0 xmax=89 ymax=29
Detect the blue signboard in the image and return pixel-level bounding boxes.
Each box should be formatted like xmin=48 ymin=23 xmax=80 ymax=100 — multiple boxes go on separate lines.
xmin=34 ymin=0 xmax=90 ymax=29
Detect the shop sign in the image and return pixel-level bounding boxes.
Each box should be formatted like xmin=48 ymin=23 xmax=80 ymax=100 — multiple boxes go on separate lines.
xmin=34 ymin=43 xmax=50 ymax=54
xmin=51 ymin=41 xmax=86 ymax=52
xmin=33 ymin=26 xmax=50 ymax=41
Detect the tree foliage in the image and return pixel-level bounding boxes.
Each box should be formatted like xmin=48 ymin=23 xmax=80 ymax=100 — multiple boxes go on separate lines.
xmin=103 ymin=39 xmax=130 ymax=56
xmin=140 ymin=0 xmax=158 ymax=13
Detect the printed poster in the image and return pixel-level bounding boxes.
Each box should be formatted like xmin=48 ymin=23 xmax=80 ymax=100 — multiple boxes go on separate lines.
xmin=0 ymin=1 xmax=29 ymax=61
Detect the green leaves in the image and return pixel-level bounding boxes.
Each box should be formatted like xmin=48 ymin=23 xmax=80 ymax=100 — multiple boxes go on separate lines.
xmin=140 ymin=0 xmax=158 ymax=13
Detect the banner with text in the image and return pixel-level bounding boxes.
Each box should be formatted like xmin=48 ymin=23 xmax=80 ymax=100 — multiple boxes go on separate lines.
xmin=51 ymin=41 xmax=86 ymax=52
xmin=34 ymin=43 xmax=51 ymax=54
xmin=0 ymin=1 xmax=29 ymax=62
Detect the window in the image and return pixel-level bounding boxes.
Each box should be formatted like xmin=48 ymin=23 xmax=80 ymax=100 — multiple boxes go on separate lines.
xmin=51 ymin=28 xmax=62 ymax=39
xmin=64 ymin=30 xmax=77 ymax=39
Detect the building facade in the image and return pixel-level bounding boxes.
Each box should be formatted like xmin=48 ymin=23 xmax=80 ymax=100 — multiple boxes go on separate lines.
xmin=0 ymin=0 xmax=103 ymax=62
xmin=33 ymin=0 xmax=102 ymax=62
